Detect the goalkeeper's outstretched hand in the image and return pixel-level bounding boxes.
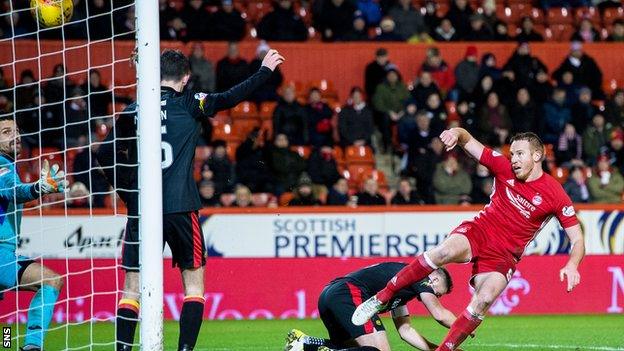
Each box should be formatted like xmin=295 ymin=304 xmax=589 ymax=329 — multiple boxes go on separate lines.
xmin=36 ymin=159 xmax=68 ymax=194
xmin=261 ymin=49 xmax=285 ymax=71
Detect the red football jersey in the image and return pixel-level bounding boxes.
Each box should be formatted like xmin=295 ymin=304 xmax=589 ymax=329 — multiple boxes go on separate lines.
xmin=467 ymin=148 xmax=579 ymax=260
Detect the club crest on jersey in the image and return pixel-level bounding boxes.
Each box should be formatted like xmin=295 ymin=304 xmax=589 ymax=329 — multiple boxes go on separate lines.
xmin=532 ymin=194 xmax=542 ymax=206
xmin=562 ymin=206 xmax=576 ymax=217
xmin=506 ymin=179 xmax=515 ymax=187
xmin=194 ymin=93 xmax=207 ymax=100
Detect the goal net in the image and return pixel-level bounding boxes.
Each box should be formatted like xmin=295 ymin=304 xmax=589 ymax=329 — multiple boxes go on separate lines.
xmin=0 ymin=0 xmax=161 ymax=349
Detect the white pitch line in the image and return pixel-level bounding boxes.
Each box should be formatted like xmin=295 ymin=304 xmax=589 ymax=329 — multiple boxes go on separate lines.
xmin=476 ymin=343 xmax=624 ymax=351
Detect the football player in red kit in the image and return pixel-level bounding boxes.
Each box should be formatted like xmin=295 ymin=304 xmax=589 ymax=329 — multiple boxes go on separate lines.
xmin=352 ymin=129 xmax=585 ymax=351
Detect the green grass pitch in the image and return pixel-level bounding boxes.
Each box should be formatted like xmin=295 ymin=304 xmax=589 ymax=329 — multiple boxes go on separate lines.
xmin=7 ymin=314 xmax=624 ymax=350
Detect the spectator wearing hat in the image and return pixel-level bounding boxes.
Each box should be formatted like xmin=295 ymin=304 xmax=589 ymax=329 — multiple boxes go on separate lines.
xmin=553 ymin=41 xmax=604 ymax=99
xmin=257 ymin=0 xmax=308 ymax=41
xmin=306 ymin=87 xmax=335 ymax=147
xmin=341 ymin=12 xmax=369 ymax=41
xmin=364 ymin=48 xmax=391 ymax=104
xmin=391 ymin=178 xmax=424 ymax=205
xmin=464 ymin=14 xmax=493 ymax=41
xmin=316 ymin=0 xmax=356 ymax=41
xmin=249 ymin=41 xmax=284 ymax=103
xmin=210 ymin=0 xmax=246 ymax=41
xmin=216 ymin=42 xmax=249 ymax=92
xmin=201 ymin=140 xmax=235 ymax=195
xmin=198 ymin=180 xmax=222 ymax=207
xmin=555 ymin=123 xmax=583 ymax=167
xmin=454 ymin=46 xmax=480 ymax=101
xmin=606 ymin=19 xmax=624 ymax=42
xmin=446 ymin=0 xmax=473 ymax=37
xmin=420 ymin=47 xmax=455 ymax=94
xmin=269 ymin=133 xmax=307 ymax=194
xmin=338 ymin=87 xmax=375 ymax=147
xmin=372 ymin=66 xmax=410 ymax=151
xmin=375 ymin=17 xmax=403 ymax=41
xmin=605 ymin=89 xmax=624 ymax=127
xmin=326 ymin=178 xmax=350 ymax=205
xmin=564 ymin=166 xmax=591 ymax=203
xmin=289 ymin=174 xmax=322 ymax=206
xmin=356 ymin=178 xmax=386 ymax=206
xmin=387 ymin=0 xmax=427 ymax=41
xmin=588 ymin=154 xmax=624 ymax=203
xmin=478 ymin=53 xmax=502 ymax=81
xmin=503 ymin=42 xmax=548 ymax=88
xmin=583 ymin=114 xmax=613 ymax=165
xmin=273 ymin=86 xmax=309 ymax=145
xmin=432 ymin=18 xmax=459 ymax=42
xmin=433 ymin=153 xmax=472 ymax=205
xmin=602 ymin=128 xmax=624 ymax=174
xmin=515 ymin=17 xmax=544 ymax=42
xmin=571 ymin=87 xmax=598 ymax=134
xmin=543 ymin=88 xmax=572 ymax=144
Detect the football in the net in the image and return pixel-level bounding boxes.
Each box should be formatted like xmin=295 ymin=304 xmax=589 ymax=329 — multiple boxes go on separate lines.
xmin=30 ymin=0 xmax=73 ymax=28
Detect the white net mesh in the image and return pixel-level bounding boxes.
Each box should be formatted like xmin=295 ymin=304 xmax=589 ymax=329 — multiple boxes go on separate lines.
xmin=0 ymin=0 xmax=138 ymax=349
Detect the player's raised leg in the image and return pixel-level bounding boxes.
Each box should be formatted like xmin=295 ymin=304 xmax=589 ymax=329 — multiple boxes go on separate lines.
xmin=352 ymin=234 xmax=471 ymax=326
xmin=179 ymin=267 xmax=205 ymax=351
xmin=435 ymin=272 xmax=507 ymax=351
xmin=18 ymin=262 xmax=63 ymax=351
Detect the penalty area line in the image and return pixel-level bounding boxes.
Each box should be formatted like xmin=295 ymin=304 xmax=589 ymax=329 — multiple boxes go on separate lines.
xmin=477 ymin=343 xmax=624 ymax=350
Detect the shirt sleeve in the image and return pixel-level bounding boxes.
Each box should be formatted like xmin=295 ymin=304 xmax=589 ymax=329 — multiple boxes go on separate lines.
xmin=0 ymin=166 xmax=37 ymax=204
xmin=188 ymin=67 xmax=272 ymax=118
xmin=479 ymin=147 xmax=512 ymax=176
xmin=554 ymin=186 xmax=580 ymax=229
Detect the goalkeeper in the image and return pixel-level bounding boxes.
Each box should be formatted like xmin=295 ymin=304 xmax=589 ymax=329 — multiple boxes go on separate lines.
xmin=97 ymin=48 xmax=284 ymax=351
xmin=0 ymin=116 xmax=68 ymax=351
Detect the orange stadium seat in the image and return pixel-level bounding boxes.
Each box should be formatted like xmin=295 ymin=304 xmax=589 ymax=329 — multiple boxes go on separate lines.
xmin=547 ymin=7 xmax=573 ymax=25
xmin=345 ymin=164 xmax=374 ymax=188
xmin=530 ymin=8 xmax=546 ymax=25
xmin=551 ymin=167 xmax=569 ymax=184
xmin=575 ymin=7 xmax=601 ymax=26
xmin=548 ymin=24 xmax=574 ymax=41
xmin=309 ymin=79 xmax=339 ymax=100
xmin=230 ymin=101 xmax=258 ymax=119
xmin=232 ymin=119 xmax=261 ymax=139
xmin=603 ymin=7 xmax=624 ymax=26
xmin=212 ymin=120 xmax=242 ymax=143
xmin=345 ymin=145 xmax=375 ymax=165
xmin=279 ymin=192 xmax=294 ymax=206
xmin=225 ymin=142 xmax=239 ymax=161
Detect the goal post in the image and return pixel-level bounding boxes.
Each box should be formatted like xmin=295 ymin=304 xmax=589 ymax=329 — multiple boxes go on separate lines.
xmin=135 ymin=0 xmax=164 ymax=350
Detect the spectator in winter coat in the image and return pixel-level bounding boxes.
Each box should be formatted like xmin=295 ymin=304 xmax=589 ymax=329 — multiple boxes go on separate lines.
xmin=289 ymin=174 xmax=322 ymax=206
xmin=433 ymin=153 xmax=472 ymax=204
xmin=503 ymin=42 xmax=548 ymax=88
xmin=188 ymin=43 xmax=215 ymax=93
xmin=515 ymin=17 xmax=543 ymax=42
xmin=201 ymin=140 xmax=235 ymax=195
xmin=391 ymin=178 xmax=424 ymax=205
xmin=446 ymin=0 xmax=473 ymax=37
xmin=555 ymin=123 xmax=583 ymax=167
xmin=209 ymin=0 xmax=246 ymax=41
xmin=316 ymin=0 xmax=356 ymax=41
xmin=269 ymin=133 xmax=307 ymax=193
xmin=509 ymin=88 xmax=538 ymax=134
xmin=432 ymin=18 xmax=459 ymax=42
xmin=563 ymin=165 xmax=591 ymax=203
xmin=308 ymin=146 xmax=341 ymax=189
xmin=588 ymin=154 xmax=624 ymax=203
xmin=372 ymin=67 xmax=410 ymax=151
xmin=388 ymin=0 xmax=427 ymax=41
xmin=273 ymin=86 xmax=309 ymax=145
xmin=605 ymin=89 xmax=624 ymax=127
xmin=542 ymin=88 xmax=572 ymax=144
xmin=257 ymin=0 xmax=308 ymax=41
xmin=478 ymin=91 xmax=511 ymax=146
xmin=248 ymin=41 xmax=284 ymax=103
xmin=571 ymin=18 xmax=601 ymax=43
xmin=356 ymin=178 xmax=387 ymax=205
xmin=338 ymin=87 xmax=375 ymax=146
xmin=583 ymin=114 xmax=613 ymax=165
xmin=235 ymin=129 xmax=273 ymax=193
xmin=375 ymin=18 xmax=404 ymax=41
xmin=364 ymin=48 xmax=391 ymax=103
xmin=454 ymin=46 xmax=480 ymax=100
xmin=571 ymin=87 xmax=598 ymax=134
xmin=216 ymin=42 xmax=249 ymax=92
xmin=326 ymin=177 xmax=350 ymax=205
xmin=341 ymin=12 xmax=369 ymax=41
xmin=553 ymin=41 xmax=604 ymax=99
xmin=306 ymin=88 xmax=334 ymax=147
xmin=420 ymin=47 xmax=455 ymax=93
xmin=410 ymin=71 xmax=441 ymax=109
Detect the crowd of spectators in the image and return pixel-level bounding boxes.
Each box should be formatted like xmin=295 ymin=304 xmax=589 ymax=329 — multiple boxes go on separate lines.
xmin=2 ymin=0 xmax=624 ymax=42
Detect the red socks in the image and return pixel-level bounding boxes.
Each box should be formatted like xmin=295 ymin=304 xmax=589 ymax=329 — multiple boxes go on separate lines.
xmin=376 ymin=254 xmax=435 ymax=303
xmin=436 ymin=309 xmax=483 ymax=351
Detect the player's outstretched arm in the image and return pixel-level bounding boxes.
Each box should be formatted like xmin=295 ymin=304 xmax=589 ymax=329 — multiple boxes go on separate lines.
xmin=420 ymin=293 xmax=456 ymax=328
xmin=0 ymin=160 xmax=67 ymax=204
xmin=560 ymin=224 xmax=585 ymax=292
xmin=208 ymin=50 xmax=285 ymax=112
xmin=392 ymin=315 xmax=438 ymax=351
xmin=439 ymin=127 xmax=485 ymax=161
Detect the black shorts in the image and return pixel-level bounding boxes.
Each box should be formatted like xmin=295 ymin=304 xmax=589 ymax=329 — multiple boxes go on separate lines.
xmin=318 ymin=279 xmax=385 ymax=345
xmin=121 ymin=211 xmax=207 ymax=271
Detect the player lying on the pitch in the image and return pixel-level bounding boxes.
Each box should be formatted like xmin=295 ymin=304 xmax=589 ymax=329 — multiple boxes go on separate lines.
xmin=0 ymin=117 xmax=68 ymax=351
xmin=285 ymin=262 xmax=461 ymax=351
xmin=352 ymin=130 xmax=585 ymax=351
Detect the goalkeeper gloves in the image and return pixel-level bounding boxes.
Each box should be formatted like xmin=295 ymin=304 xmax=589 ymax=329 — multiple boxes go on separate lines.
xmin=35 ymin=159 xmax=68 ymax=194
